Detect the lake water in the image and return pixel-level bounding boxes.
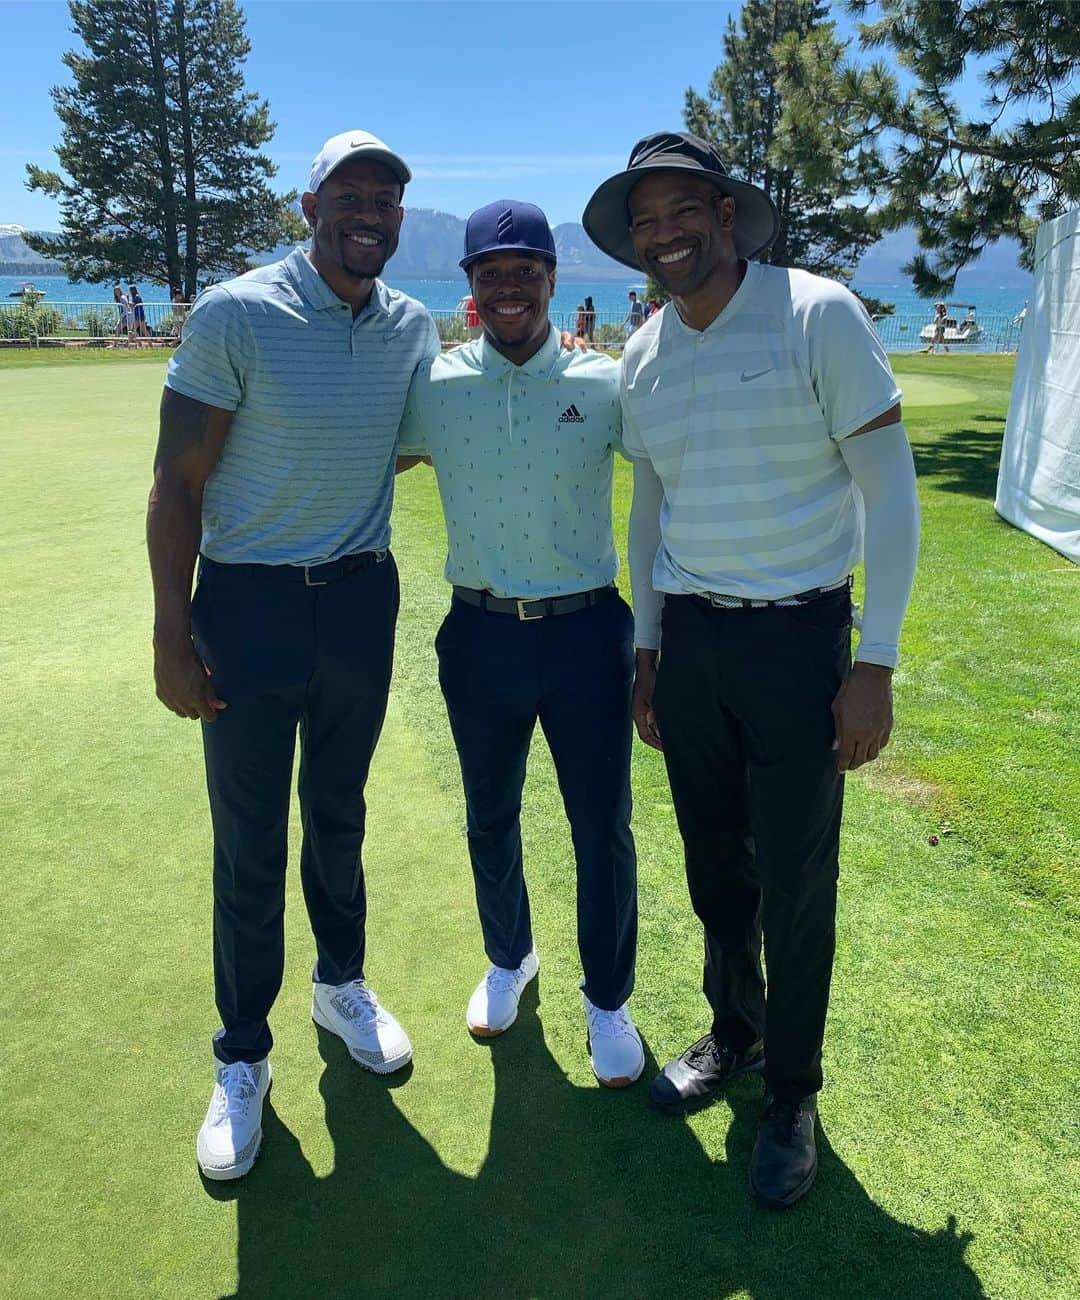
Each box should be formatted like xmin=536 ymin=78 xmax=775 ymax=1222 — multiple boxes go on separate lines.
xmin=1 ymin=271 xmax=1029 ymax=320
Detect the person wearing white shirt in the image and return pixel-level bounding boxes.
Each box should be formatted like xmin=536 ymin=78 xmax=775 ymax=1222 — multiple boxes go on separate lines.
xmin=583 ymin=132 xmax=919 ymax=1208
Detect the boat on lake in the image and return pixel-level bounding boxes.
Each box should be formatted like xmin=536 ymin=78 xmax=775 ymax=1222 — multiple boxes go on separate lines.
xmin=8 ymin=281 xmax=45 ymax=299
xmin=919 ymin=304 xmax=983 ymax=344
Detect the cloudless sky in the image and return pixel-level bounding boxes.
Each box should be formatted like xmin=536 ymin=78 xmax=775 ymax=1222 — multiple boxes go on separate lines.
xmin=3 ymin=0 xmax=1000 ymax=231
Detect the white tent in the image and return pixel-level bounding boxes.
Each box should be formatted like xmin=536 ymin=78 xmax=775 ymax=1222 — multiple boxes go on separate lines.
xmin=995 ymin=208 xmax=1080 ymax=563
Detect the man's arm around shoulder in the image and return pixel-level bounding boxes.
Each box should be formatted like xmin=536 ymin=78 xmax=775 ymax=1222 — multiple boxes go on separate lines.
xmin=147 ymin=387 xmax=232 ymax=721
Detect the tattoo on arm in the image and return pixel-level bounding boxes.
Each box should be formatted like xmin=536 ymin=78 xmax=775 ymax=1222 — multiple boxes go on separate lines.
xmin=153 ymin=388 xmax=231 ymax=485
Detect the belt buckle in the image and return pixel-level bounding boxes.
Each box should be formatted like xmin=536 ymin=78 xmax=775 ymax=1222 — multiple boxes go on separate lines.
xmin=304 ymin=566 xmax=329 ymax=587
xmin=516 ymin=598 xmax=543 ymax=622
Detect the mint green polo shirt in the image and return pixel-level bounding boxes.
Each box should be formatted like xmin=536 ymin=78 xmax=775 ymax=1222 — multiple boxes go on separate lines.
xmin=397 ymin=325 xmax=625 ymax=598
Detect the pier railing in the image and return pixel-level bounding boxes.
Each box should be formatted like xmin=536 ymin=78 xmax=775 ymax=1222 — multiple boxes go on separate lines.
xmin=0 ymin=300 xmax=1025 ymax=355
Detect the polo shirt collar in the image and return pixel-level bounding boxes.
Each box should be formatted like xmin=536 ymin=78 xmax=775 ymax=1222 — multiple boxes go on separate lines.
xmin=478 ymin=322 xmax=561 ymax=380
xmin=284 ymin=246 xmax=390 ymax=319
xmin=669 ymin=258 xmax=762 ymax=337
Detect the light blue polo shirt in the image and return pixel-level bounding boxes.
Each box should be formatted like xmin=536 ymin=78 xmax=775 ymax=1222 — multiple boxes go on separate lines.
xmin=165 ymin=247 xmax=439 ymax=565
xmin=397 ymin=324 xmax=625 ymax=598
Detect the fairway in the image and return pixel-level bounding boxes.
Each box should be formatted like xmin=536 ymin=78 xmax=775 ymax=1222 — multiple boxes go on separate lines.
xmin=0 ymin=350 xmax=1076 ymax=1300
xmin=895 ymin=371 xmax=984 ymax=406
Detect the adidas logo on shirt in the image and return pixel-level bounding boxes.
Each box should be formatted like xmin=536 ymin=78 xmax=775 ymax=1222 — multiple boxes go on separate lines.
xmin=558 ymin=404 xmax=585 ymax=423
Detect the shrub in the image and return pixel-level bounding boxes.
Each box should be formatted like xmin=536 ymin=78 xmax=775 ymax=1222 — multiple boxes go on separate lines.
xmin=434 ymin=313 xmax=468 ymax=345
xmin=83 ymin=306 xmax=113 ymax=337
xmin=0 ymin=304 xmax=63 ymax=339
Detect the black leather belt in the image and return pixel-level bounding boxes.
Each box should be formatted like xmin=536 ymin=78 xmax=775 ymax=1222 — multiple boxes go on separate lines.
xmin=452 ymin=584 xmax=617 ymax=621
xmin=200 ymin=549 xmax=387 ymax=587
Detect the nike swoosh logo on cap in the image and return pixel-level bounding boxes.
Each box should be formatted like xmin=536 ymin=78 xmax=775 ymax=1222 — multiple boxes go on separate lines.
xmin=740 ymin=367 xmax=774 ymax=382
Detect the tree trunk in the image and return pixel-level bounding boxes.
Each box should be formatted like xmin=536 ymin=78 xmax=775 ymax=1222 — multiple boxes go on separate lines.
xmin=173 ymin=0 xmax=200 ymax=298
xmin=142 ymin=0 xmax=182 ymax=295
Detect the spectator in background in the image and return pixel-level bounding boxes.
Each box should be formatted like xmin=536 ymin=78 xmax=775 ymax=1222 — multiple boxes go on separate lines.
xmin=923 ymin=301 xmax=949 ymax=354
xmin=465 ymin=292 xmax=482 ymax=339
xmin=646 ymin=297 xmax=662 ymax=318
xmin=582 ymin=295 xmax=596 ymax=343
xmin=113 ymin=283 xmax=134 ymax=341
xmin=625 ymin=290 xmax=645 ymax=337
xmin=575 ymin=302 xmax=587 ymax=338
xmin=129 ymin=283 xmax=150 ymax=342
xmin=170 ymin=290 xmax=189 ymax=340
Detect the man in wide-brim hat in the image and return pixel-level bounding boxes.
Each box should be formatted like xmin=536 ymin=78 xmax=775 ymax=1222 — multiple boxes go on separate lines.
xmin=583 ymin=131 xmax=922 ymax=1208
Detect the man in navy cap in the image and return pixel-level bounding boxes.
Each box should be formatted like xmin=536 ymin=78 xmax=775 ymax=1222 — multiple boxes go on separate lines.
xmin=396 ymin=201 xmax=644 ymax=1087
xmin=148 ymin=129 xmax=440 ymax=1179
xmin=584 ymin=133 xmax=920 ymax=1205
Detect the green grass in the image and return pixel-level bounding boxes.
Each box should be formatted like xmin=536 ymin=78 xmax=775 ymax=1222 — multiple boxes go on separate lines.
xmin=0 ymin=352 xmax=1076 ymax=1299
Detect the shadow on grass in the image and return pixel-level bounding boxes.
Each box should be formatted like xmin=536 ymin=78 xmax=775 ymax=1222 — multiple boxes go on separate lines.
xmin=911 ymin=425 xmax=1005 ymax=499
xmin=210 ymin=985 xmax=984 ymax=1300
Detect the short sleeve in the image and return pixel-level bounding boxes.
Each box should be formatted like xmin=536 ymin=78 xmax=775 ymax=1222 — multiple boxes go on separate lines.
xmin=421 ymin=313 xmax=441 ymax=363
xmin=396 ymin=358 xmax=433 ymax=456
xmin=801 ymin=283 xmax=903 ymax=440
xmin=165 ymin=287 xmax=252 ymax=412
xmin=619 ymin=362 xmax=649 ymax=459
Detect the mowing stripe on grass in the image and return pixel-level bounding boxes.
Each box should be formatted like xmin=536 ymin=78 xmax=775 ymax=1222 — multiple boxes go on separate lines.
xmin=0 ymin=352 xmax=1076 ymax=1299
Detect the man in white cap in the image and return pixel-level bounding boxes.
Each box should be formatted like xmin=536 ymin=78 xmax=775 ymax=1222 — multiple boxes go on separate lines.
xmin=147 ymin=130 xmax=439 ymax=1180
xmin=583 ymin=132 xmax=920 ymax=1207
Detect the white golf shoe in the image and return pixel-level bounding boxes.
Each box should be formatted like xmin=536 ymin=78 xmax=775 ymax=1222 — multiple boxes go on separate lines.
xmin=584 ymin=994 xmax=645 ymax=1087
xmin=311 ymin=978 xmax=413 ymax=1073
xmin=466 ymin=948 xmax=540 ymax=1036
xmin=196 ymin=1056 xmax=271 ymax=1181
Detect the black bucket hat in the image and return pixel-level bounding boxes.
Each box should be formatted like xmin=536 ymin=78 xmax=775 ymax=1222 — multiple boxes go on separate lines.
xmin=582 ymin=131 xmax=779 ymax=270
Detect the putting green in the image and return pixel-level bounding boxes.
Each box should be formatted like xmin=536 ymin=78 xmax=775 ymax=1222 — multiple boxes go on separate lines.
xmin=897 ymin=372 xmax=983 ymax=406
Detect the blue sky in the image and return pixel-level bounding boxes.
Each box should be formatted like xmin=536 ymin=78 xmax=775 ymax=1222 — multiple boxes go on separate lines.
xmin=4 ymin=0 xmax=996 ymax=231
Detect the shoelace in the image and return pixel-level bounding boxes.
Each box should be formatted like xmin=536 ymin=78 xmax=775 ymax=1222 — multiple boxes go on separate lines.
xmin=485 ymin=955 xmax=534 ymax=994
xmin=686 ymin=1038 xmax=725 ymax=1068
xmin=333 ymin=981 xmax=382 ymax=1027
xmin=210 ymin=1062 xmax=259 ymax=1126
xmin=586 ymin=1004 xmax=634 ymax=1040
xmin=762 ymin=1100 xmax=803 ymax=1146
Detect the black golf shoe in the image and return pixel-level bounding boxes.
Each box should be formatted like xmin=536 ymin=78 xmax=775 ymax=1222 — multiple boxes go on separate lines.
xmin=648 ymin=1033 xmax=764 ymax=1115
xmin=750 ymin=1093 xmax=819 ymax=1208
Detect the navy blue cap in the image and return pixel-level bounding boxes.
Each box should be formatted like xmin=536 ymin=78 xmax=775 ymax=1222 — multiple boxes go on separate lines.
xmin=460 ymin=200 xmax=557 ymax=270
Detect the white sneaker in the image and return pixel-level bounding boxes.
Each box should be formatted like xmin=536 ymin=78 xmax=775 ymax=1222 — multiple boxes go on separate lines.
xmin=311 ymin=979 xmax=412 ymax=1073
xmin=196 ymin=1057 xmax=271 ymax=1180
xmin=584 ymin=994 xmax=645 ymax=1087
xmin=466 ymin=949 xmax=540 ymax=1036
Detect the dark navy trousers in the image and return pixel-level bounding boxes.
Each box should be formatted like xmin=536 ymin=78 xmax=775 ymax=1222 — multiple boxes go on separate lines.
xmin=190 ymin=551 xmax=398 ymax=1065
xmin=435 ymin=592 xmax=638 ymax=1011
xmin=653 ymin=588 xmax=852 ymax=1103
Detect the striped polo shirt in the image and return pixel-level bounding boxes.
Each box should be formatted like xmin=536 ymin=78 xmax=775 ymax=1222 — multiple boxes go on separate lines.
xmin=621 ymin=260 xmax=901 ymax=631
xmin=397 ymin=324 xmax=624 ymax=598
xmin=165 ymin=247 xmax=439 ymax=565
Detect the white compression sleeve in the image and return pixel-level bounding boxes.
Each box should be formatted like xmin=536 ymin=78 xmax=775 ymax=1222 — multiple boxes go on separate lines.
xmin=837 ymin=421 xmax=920 ymax=668
xmin=627 ymin=457 xmax=666 ymax=651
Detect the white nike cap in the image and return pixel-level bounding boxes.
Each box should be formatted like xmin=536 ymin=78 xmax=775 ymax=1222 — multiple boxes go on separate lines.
xmin=307 ymin=130 xmax=411 ymax=194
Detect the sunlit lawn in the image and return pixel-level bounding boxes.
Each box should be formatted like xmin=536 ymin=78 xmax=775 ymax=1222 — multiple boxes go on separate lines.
xmin=0 ymin=348 xmax=1075 ymax=1299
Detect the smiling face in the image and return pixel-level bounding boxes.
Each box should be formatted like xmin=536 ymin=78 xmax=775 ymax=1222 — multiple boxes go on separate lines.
xmin=627 ymin=172 xmax=738 ymax=303
xmin=302 ymin=157 xmax=404 ymax=300
xmin=469 ymin=251 xmax=556 ymax=364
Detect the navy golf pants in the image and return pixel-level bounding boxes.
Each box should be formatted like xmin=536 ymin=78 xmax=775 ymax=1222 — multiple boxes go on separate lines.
xmin=653 ymin=588 xmax=851 ymax=1102
xmin=190 ymin=551 xmax=398 ymax=1065
xmin=436 ymin=593 xmax=638 ymax=1011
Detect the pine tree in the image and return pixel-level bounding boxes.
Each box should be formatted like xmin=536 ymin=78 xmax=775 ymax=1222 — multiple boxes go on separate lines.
xmin=779 ymin=1 xmax=1080 ymax=296
xmin=797 ymin=0 xmax=1080 ymax=296
xmin=25 ymin=0 xmax=306 ymax=296
xmin=684 ymin=0 xmax=880 ymax=281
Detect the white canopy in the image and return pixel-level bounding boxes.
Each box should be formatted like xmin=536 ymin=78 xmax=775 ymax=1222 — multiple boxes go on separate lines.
xmin=995 ymin=208 xmax=1080 ymax=563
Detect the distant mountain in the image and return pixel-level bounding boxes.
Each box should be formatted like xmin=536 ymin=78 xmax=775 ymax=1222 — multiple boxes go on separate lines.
xmin=2 ymin=210 xmax=1032 ymax=288
xmin=852 ymin=227 xmax=1031 ymax=290
xmin=256 ymin=208 xmax=632 ymax=281
xmin=0 ymin=224 xmax=63 ymax=274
